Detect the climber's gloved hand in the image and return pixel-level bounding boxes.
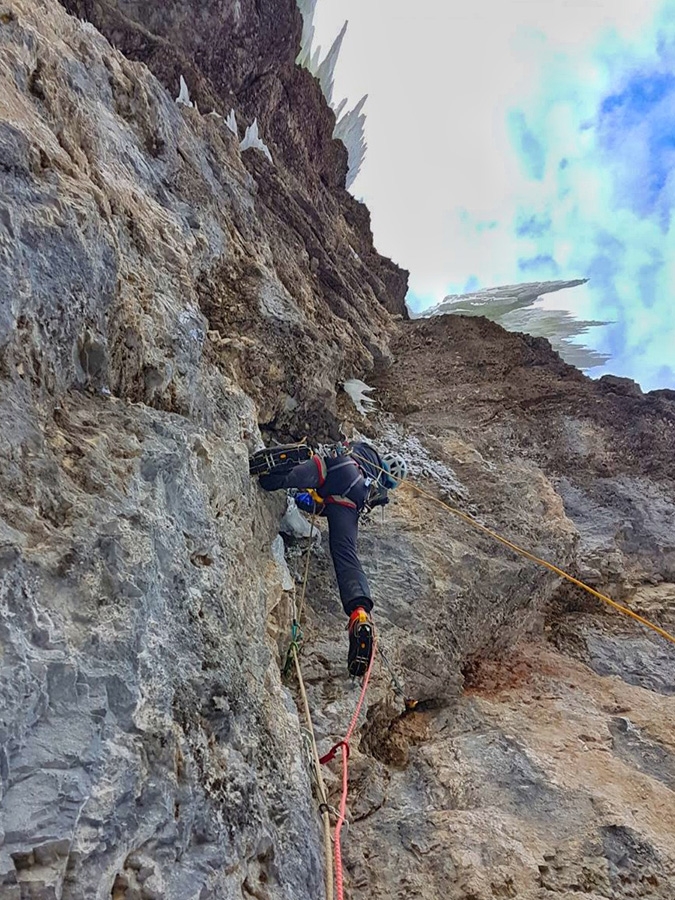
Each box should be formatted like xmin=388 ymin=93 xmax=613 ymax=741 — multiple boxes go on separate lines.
xmin=295 ymin=491 xmax=318 ymax=514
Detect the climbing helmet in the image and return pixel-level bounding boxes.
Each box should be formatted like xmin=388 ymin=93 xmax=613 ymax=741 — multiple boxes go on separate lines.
xmin=381 ymin=452 xmax=407 ymax=489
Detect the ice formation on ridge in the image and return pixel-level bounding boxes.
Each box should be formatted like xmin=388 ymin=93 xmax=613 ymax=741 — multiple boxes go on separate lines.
xmin=295 ymin=0 xmax=320 ymax=71
xmin=176 ymin=75 xmax=194 ymax=108
xmin=240 ymin=119 xmax=273 ymax=163
xmin=295 ymin=0 xmax=367 ymax=189
xmin=421 ymin=280 xmax=611 ymax=370
xmin=333 ymin=94 xmax=367 ymax=188
xmin=226 ymin=109 xmax=239 ymax=137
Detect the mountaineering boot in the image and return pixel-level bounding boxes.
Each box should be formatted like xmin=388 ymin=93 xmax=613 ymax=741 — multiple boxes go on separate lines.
xmin=347 ymin=607 xmax=373 ymax=678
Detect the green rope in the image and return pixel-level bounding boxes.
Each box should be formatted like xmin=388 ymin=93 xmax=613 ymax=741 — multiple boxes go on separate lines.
xmin=283 ymin=619 xmax=303 ymax=677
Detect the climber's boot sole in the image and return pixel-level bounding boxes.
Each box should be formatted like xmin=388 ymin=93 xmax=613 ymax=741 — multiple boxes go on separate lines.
xmin=348 ymin=620 xmax=374 ymax=678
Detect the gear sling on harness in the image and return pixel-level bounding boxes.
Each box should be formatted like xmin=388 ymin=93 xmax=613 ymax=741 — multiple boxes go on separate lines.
xmin=248 ymin=443 xmax=313 ymax=477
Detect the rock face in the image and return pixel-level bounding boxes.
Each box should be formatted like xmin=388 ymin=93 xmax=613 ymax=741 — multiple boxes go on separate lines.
xmin=1 ymin=2 xmax=675 ymax=899
xmin=0 ymin=0 xmax=400 ymax=895
xmin=59 ymin=0 xmax=409 ymax=319
xmin=341 ymin=315 xmax=675 ymax=898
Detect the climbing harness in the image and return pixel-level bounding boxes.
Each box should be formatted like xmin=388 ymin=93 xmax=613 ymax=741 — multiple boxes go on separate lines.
xmin=351 ymin=451 xmax=675 ymax=648
xmin=364 ymin=479 xmax=390 ymax=514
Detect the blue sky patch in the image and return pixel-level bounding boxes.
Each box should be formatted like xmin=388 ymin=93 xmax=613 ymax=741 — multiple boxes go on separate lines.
xmin=508 ymin=110 xmax=546 ymax=180
xmin=463 ymin=275 xmax=480 ymax=292
xmin=600 ymin=71 xmax=675 ymax=121
xmin=515 ymin=212 xmax=552 ymax=238
xmin=517 ymin=254 xmax=559 ymax=275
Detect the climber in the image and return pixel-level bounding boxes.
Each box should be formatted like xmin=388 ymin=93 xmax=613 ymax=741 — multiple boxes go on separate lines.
xmin=250 ymin=441 xmax=408 ymax=677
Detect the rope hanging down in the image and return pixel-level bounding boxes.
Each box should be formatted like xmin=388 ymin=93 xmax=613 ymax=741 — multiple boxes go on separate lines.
xmin=289 ymin=642 xmax=334 ymax=900
xmin=285 ymin=513 xmax=335 ymax=900
xmin=319 ymin=629 xmax=377 ymax=900
xmin=285 ymin=511 xmax=377 ymax=900
xmin=351 ymin=452 xmax=675 ymax=648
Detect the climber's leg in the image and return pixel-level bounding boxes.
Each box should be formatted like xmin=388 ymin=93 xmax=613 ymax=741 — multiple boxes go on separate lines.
xmin=258 ymin=456 xmax=322 ymax=492
xmin=325 ymin=503 xmax=372 ymax=615
xmin=325 ymin=503 xmax=374 ymax=677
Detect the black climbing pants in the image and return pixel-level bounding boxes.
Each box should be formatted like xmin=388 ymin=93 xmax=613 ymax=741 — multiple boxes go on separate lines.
xmin=259 ymin=458 xmax=373 ymax=616
xmin=324 ymin=503 xmax=373 ymax=616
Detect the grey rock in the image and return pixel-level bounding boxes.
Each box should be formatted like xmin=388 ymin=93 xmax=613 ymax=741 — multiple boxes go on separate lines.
xmin=584 ymin=630 xmax=675 ymax=695
xmin=609 ymin=716 xmax=675 ymax=791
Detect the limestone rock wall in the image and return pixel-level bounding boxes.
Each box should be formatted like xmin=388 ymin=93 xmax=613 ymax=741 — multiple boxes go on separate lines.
xmin=324 ymin=315 xmax=675 ymax=898
xmin=59 ymin=0 xmax=409 ymax=320
xmin=0 ymin=0 xmax=368 ymax=894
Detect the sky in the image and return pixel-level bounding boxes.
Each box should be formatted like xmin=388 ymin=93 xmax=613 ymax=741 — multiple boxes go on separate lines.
xmin=312 ymin=0 xmax=675 ymax=390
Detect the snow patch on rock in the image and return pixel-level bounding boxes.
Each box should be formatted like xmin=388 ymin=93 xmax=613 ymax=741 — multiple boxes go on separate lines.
xmin=378 ymin=421 xmax=468 ymax=499
xmin=226 ymin=109 xmax=239 ymax=137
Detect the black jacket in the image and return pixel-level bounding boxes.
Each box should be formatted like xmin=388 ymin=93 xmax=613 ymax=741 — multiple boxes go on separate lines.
xmin=259 ymin=441 xmax=385 ymax=512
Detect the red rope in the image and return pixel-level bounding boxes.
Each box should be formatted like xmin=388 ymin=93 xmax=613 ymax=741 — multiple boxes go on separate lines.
xmin=330 ymin=630 xmax=377 ymax=900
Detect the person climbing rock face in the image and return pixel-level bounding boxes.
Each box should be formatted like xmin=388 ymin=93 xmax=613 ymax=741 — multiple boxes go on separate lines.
xmin=250 ymin=441 xmax=408 ymax=677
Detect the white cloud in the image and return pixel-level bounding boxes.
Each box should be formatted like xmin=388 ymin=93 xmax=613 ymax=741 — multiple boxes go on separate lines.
xmin=313 ymin=0 xmax=673 ymax=388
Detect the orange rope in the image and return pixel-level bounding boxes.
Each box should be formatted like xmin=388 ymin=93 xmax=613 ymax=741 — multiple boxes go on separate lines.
xmin=401 ymin=479 xmax=675 ymax=647
xmin=350 ymin=451 xmax=675 ymax=648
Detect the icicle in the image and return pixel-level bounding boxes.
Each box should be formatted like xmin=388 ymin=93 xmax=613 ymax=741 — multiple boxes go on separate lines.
xmin=239 ymin=119 xmax=273 ymax=163
xmin=296 ymin=0 xmax=318 ymax=70
xmin=294 ymin=0 xmax=368 ymax=189
xmin=333 ymin=97 xmax=348 ymax=120
xmin=308 ymin=43 xmax=323 ymax=76
xmin=334 ymin=95 xmax=368 ymax=188
xmin=316 ymin=21 xmax=348 ymax=106
xmin=176 ymin=75 xmax=194 ymax=108
xmin=225 ymin=109 xmax=239 ymax=137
